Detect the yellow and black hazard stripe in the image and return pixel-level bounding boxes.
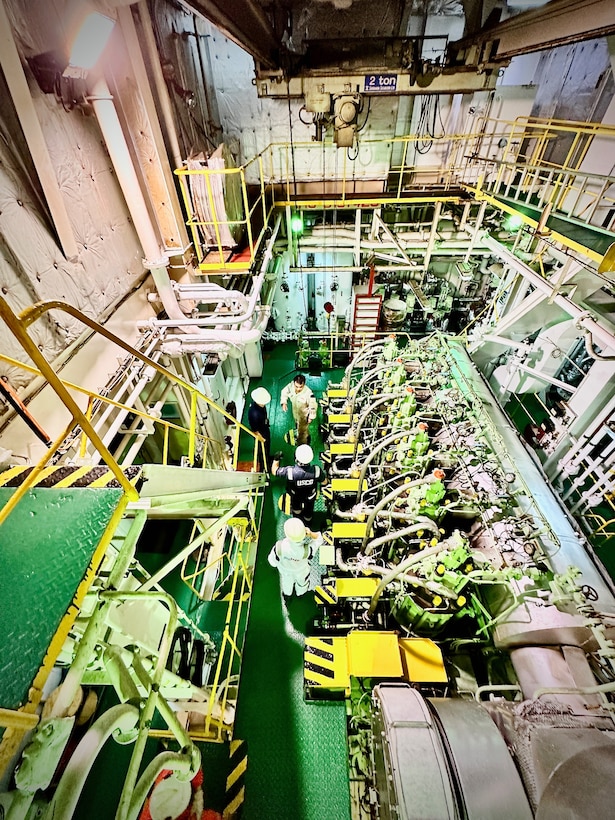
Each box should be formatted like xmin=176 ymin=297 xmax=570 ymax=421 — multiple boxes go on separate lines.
xmin=283 ymin=428 xmax=297 ymax=446
xmin=277 ymin=492 xmax=292 ymax=515
xmin=315 ymin=583 xmax=338 ymax=605
xmin=304 ymin=636 xmax=349 ymax=692
xmin=223 ymin=738 xmax=247 ymax=819
xmin=0 ymin=465 xmax=142 ymax=489
xmin=304 ymin=637 xmax=336 ymax=683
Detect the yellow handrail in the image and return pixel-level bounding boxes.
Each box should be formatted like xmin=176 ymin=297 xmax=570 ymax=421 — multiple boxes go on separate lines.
xmin=0 ymin=297 xmax=264 ymax=526
xmin=174 ymin=118 xmax=615 ymax=278
xmin=0 ymin=351 xmax=225 ymax=468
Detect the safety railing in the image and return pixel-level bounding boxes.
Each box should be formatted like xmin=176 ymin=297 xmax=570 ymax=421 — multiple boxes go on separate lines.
xmin=199 ymin=533 xmax=254 ymax=742
xmin=148 ymin=518 xmax=257 ymax=743
xmin=252 ymin=119 xmax=615 ymax=214
xmin=176 ymin=117 xmax=615 ymax=282
xmin=591 ymin=510 xmax=615 ymax=539
xmin=0 ymin=350 xmax=229 ymax=471
xmin=255 ymin=133 xmax=484 ymax=205
xmin=263 ymin=329 xmax=426 ymax=372
xmin=175 ymin=153 xmax=276 ymax=273
xmin=459 ymin=116 xmax=615 ymax=249
xmin=181 ymin=500 xmax=260 ymax=598
xmin=0 ymin=295 xmax=265 ymax=526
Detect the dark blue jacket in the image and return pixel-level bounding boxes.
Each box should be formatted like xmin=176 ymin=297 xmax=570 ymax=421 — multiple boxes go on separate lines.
xmin=275 ymin=463 xmax=323 ymax=500
xmin=248 ymin=402 xmax=270 ymax=449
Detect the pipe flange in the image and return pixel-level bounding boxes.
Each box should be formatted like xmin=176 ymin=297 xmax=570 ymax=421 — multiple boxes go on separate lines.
xmin=142 ymin=256 xmax=169 ymax=270
xmin=573 ymin=310 xmax=596 ymax=330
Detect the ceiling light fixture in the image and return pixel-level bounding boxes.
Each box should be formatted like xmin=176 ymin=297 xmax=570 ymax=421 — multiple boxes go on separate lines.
xmin=64 ymin=13 xmax=115 ymax=79
xmin=28 ymin=12 xmax=115 ymax=109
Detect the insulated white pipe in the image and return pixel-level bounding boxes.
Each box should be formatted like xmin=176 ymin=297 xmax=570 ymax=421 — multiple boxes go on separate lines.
xmin=512 ymin=362 xmax=576 ymax=394
xmin=90 ymin=338 xmax=160 ymax=434
xmin=46 ymin=704 xmax=140 ymax=820
xmin=173 ymin=283 xmax=249 ymax=308
xmin=91 ymin=368 xmax=152 ymax=453
xmin=96 ymin=371 xmax=156 ymax=460
xmin=159 ymin=307 xmax=270 ymax=351
xmin=87 ymin=76 xmax=188 ymax=324
xmin=146 ymin=213 xmax=283 ymax=331
xmin=474 ymin=334 xmax=530 ymax=352
xmin=88 ymin=77 xmax=163 ymax=265
xmin=160 ymin=342 xmax=242 ymax=358
xmin=114 ymin=398 xmax=155 ymax=467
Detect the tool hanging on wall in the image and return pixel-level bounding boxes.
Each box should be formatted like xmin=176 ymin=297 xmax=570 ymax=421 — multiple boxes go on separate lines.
xmin=0 ymin=376 xmax=52 ymax=446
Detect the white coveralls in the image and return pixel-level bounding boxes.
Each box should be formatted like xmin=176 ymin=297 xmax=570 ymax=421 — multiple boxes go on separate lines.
xmin=280 ymin=383 xmax=318 ymax=445
xmin=268 ymin=534 xmax=320 ymax=596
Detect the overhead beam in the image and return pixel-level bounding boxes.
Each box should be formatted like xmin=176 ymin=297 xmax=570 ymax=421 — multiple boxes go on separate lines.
xmin=256 ymin=66 xmax=498 ymax=97
xmin=451 ymin=0 xmax=615 ymax=62
xmin=177 ymin=0 xmax=281 ymax=69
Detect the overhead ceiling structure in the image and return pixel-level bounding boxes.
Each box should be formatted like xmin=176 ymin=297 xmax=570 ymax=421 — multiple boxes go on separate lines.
xmin=178 ymin=0 xmax=615 ymax=95
xmin=450 ymin=0 xmax=615 ymax=62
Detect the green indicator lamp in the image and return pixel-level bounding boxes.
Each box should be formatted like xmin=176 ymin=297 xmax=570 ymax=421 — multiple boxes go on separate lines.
xmin=291 ymin=214 xmax=304 ymax=234
xmin=505 ymin=213 xmax=524 ymax=232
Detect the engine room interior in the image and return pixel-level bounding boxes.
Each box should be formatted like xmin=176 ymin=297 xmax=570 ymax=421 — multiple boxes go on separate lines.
xmin=1 ymin=1 xmax=615 ymax=818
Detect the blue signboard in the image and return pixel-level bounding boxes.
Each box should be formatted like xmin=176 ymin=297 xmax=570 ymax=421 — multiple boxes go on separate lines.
xmin=364 ymin=74 xmax=398 ymax=93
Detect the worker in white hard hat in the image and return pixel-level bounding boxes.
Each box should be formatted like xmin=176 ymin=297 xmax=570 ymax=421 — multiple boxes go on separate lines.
xmin=280 ymin=374 xmax=318 ymax=445
xmin=271 ymin=443 xmax=324 ymax=525
xmin=248 ymin=386 xmax=271 ymax=470
xmin=268 ymin=517 xmax=322 ymax=597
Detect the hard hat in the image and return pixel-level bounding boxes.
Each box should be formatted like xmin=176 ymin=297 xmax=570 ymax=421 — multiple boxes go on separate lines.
xmin=295 ymin=444 xmax=313 ymax=464
xmin=251 ymin=387 xmax=271 ymax=405
xmin=284 ymin=517 xmax=306 ymax=542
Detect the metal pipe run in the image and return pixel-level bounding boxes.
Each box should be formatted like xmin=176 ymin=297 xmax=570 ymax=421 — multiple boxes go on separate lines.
xmin=484 ymin=234 xmax=615 ymax=354
xmin=366 ymin=543 xmax=447 ymax=618
xmin=362 ymin=478 xmax=440 ymax=553
xmin=356 ymin=428 xmax=428 ymax=499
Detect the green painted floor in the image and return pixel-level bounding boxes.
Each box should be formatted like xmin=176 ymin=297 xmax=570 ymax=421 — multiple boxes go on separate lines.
xmin=235 ymin=343 xmax=351 ymax=820
xmin=0 ymin=486 xmax=124 ymax=710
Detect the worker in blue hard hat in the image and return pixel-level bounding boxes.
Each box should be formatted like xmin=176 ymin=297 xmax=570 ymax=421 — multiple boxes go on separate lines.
xmin=271 ymin=443 xmax=324 ymax=526
xmin=268 ymin=517 xmax=322 ymax=597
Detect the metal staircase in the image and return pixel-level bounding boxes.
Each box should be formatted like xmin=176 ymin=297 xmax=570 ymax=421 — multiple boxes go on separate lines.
xmin=0 ymin=296 xmax=267 ymax=818
xmin=351 ymin=293 xmax=382 ymax=352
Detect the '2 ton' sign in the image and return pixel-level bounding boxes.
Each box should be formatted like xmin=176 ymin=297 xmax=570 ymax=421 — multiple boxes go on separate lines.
xmin=364 ymin=74 xmax=397 ymax=92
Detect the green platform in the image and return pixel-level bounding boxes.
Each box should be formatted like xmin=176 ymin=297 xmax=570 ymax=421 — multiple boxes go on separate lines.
xmin=0 ymin=487 xmax=123 ymax=710
xmin=494 ymin=192 xmax=615 ymax=257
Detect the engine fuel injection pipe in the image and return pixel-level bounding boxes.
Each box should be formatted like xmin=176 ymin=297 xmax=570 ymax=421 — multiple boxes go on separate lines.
xmin=365 ymin=543 xmax=447 ymax=619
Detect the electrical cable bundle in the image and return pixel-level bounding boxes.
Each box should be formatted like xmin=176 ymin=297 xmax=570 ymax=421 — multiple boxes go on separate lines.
xmin=416 ymin=95 xmax=445 ymax=154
